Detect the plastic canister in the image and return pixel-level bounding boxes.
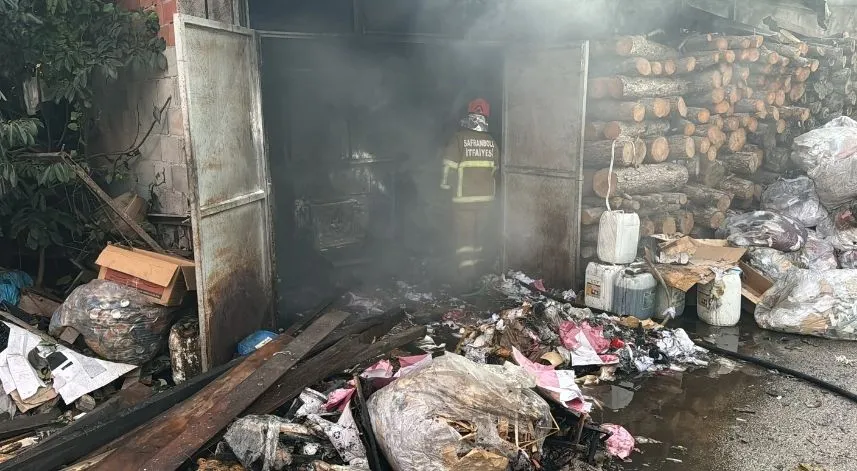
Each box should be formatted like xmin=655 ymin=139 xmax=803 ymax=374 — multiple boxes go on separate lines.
xmin=597 ymin=211 xmax=640 ymax=264
xmin=697 ymin=267 xmax=742 ymax=326
xmin=585 ymin=262 xmax=625 ymax=311
xmin=612 ymin=267 xmax=657 ymax=319
xmin=654 ymin=284 xmax=686 ymax=320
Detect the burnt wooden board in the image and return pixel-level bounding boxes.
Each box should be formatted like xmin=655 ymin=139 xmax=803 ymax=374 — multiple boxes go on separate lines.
xmin=246 ymin=325 xmax=426 ymax=416
xmin=0 ymin=362 xmax=233 ymax=471
xmin=0 ymin=409 xmax=62 ymax=441
xmin=90 ymin=310 xmax=350 ymax=471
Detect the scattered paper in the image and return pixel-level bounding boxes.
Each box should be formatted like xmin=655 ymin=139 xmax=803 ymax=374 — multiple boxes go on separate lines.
xmin=307 ymin=401 xmax=368 ymax=467
xmin=558 ymin=321 xmax=619 ymax=366
xmin=0 ymin=322 xmax=137 ymax=404
xmin=512 ymin=348 xmax=591 ymax=413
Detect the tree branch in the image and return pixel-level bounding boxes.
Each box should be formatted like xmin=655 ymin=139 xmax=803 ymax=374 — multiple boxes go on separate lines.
xmin=88 ymin=96 xmax=171 ymax=161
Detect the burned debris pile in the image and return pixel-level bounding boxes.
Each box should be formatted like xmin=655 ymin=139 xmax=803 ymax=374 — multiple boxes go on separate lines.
xmin=0 ymin=258 xmax=717 ymax=471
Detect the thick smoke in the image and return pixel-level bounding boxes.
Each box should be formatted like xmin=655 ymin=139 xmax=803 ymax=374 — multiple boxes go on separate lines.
xmin=255 ymin=0 xmax=683 ymax=315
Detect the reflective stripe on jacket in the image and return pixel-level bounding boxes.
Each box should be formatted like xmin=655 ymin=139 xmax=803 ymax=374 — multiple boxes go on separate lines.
xmin=440 ymin=129 xmax=498 ymax=203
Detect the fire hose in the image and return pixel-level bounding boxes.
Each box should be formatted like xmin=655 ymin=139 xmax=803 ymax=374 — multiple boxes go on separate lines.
xmin=693 ymin=338 xmax=857 ymax=405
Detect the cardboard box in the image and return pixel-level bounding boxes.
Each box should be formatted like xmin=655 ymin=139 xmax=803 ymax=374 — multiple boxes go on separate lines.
xmin=95 ymin=245 xmax=196 ymax=306
xmin=739 ymin=261 xmax=773 ymax=306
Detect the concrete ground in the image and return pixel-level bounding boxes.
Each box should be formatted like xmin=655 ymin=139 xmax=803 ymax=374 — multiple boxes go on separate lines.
xmin=594 ymin=314 xmax=857 ymax=471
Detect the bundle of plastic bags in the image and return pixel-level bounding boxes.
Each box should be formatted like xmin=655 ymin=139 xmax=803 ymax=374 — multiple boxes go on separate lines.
xmin=792 ymin=116 xmax=857 ymax=208
xmin=50 ymin=280 xmax=177 ymax=364
xmin=718 ymin=211 xmax=807 ymax=252
xmin=756 ymin=269 xmax=857 ymax=340
xmin=745 ymin=247 xmax=801 ymax=280
xmin=368 ymin=353 xmax=552 ymax=471
xmin=798 ymin=230 xmax=838 ymax=270
xmin=817 ymin=207 xmax=857 ymax=251
xmin=839 ymin=250 xmax=857 ymax=269
xmin=760 ymin=176 xmax=828 ymax=227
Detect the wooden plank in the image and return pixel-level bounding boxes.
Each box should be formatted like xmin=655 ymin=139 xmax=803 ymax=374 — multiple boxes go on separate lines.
xmin=0 ymin=360 xmax=237 ymax=471
xmin=36 ymin=383 xmax=152 ymax=449
xmin=0 ymin=409 xmax=62 ymax=441
xmin=246 ymin=325 xmax=427 ymax=416
xmin=354 ymin=376 xmax=383 ymax=471
xmin=90 ymin=310 xmax=350 ymax=471
xmin=62 ymin=155 xmax=164 ymax=253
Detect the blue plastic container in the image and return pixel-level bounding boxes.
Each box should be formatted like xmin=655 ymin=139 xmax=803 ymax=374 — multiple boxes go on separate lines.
xmin=236 ymin=330 xmax=278 ymax=356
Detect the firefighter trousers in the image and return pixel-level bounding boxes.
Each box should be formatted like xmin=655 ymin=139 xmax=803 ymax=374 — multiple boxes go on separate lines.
xmin=452 ymin=201 xmax=492 ymax=284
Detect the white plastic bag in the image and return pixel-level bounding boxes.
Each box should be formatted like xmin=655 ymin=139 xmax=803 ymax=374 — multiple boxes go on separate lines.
xmin=792 ymin=116 xmax=857 ymax=208
xmin=367 ymin=353 xmax=552 ymax=471
xmin=798 ymin=230 xmax=838 ymax=270
xmin=721 ymin=211 xmax=807 ymax=252
xmin=817 ymin=207 xmax=857 ymax=251
xmin=755 ymin=269 xmax=857 ymax=340
xmin=760 ymin=176 xmax=828 ymax=227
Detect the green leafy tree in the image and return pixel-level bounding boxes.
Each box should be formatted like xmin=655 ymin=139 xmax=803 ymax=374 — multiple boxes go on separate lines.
xmin=0 ymin=0 xmax=164 ymax=286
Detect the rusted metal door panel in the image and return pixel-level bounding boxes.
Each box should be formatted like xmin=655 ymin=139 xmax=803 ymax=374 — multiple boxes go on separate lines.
xmin=502 ymin=43 xmax=588 ymax=288
xmin=175 ymin=14 xmax=272 ymax=369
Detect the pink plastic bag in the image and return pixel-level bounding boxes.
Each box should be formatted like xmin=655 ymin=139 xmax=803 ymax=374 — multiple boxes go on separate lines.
xmin=602 ymin=423 xmax=635 ymax=459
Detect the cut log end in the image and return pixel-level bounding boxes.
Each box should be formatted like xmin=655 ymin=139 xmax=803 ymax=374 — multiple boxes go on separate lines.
xmin=688 ymin=107 xmax=710 ymax=123
xmin=647 ymin=137 xmax=670 ymax=162
xmin=693 ymin=136 xmax=711 ymax=154
xmin=711 ymin=88 xmax=726 ymax=104
xmin=603 ymin=121 xmax=621 ymax=139
xmin=670 ymin=96 xmax=688 ymax=118
xmin=593 ymin=169 xmax=620 ymax=198
xmin=706 ymin=147 xmax=718 ymax=161
xmin=635 ymin=58 xmax=653 ymax=75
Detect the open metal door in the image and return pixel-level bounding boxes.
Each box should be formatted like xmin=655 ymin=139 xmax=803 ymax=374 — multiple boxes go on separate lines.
xmin=175 ymin=14 xmax=273 ymax=369
xmin=502 ymin=43 xmax=589 ymax=288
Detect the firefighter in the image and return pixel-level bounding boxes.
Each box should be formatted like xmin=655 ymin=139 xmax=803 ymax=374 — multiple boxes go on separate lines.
xmin=440 ymin=98 xmax=498 ymax=288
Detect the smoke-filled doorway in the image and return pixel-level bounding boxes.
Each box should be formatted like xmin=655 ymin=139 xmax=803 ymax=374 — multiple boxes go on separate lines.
xmin=259 ymin=36 xmax=504 ymax=319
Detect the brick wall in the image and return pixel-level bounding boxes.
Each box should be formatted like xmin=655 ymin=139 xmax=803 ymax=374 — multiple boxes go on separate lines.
xmin=91 ymin=0 xmax=193 ymax=251
xmin=92 ymin=0 xmax=240 ymax=252
xmin=94 ymin=48 xmax=188 ymax=216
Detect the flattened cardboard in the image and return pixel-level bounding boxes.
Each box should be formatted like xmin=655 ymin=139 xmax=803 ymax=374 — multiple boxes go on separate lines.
xmin=656 ymin=238 xmax=747 ymax=291
xmin=95 ymin=245 xmax=195 ymax=306
xmin=17 ymin=289 xmax=62 ymax=318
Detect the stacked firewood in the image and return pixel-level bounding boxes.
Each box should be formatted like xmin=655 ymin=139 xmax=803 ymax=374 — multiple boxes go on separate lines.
xmin=798 ymin=36 xmax=857 ymax=130
xmin=580 ymin=32 xmax=828 ymax=260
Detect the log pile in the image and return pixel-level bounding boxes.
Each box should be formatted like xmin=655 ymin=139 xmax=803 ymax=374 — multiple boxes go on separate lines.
xmin=582 ymin=32 xmax=837 ymax=259
xmin=798 ymin=36 xmax=857 ymax=130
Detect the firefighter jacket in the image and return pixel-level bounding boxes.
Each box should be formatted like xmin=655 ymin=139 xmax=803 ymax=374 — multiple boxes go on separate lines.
xmin=440 ymin=128 xmax=498 ymax=203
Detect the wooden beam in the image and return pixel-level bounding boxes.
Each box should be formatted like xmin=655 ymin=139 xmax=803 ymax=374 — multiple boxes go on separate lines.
xmin=0 ymin=409 xmax=62 ymax=441
xmin=61 ymin=154 xmax=165 ymax=253
xmin=246 ymin=325 xmax=426 ymax=416
xmin=90 ymin=310 xmax=350 ymax=471
xmin=0 ymin=359 xmax=238 ymax=471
